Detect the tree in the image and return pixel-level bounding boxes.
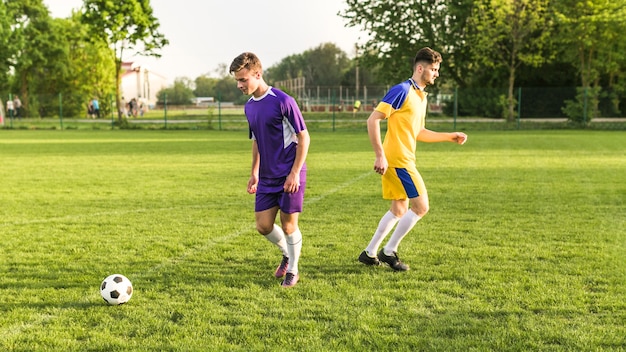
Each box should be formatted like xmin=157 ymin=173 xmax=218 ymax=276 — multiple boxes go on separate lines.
xmin=469 ymin=0 xmax=554 ymax=121
xmin=194 ymin=75 xmax=218 ymax=98
xmin=340 ymin=0 xmax=475 ymax=87
xmin=554 ymin=0 xmax=626 ymax=121
xmin=156 ymin=77 xmax=194 ymax=105
xmin=53 ymin=13 xmax=116 ymax=118
xmin=4 ymin=0 xmax=61 ymax=117
xmin=82 ymin=0 xmax=168 ymax=122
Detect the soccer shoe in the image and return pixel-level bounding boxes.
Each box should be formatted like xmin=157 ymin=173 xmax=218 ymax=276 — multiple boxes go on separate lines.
xmin=281 ymin=272 xmax=299 ymax=288
xmin=358 ymin=250 xmax=380 ymax=266
xmin=378 ymin=250 xmax=410 ymax=271
xmin=274 ymin=255 xmax=289 ymax=278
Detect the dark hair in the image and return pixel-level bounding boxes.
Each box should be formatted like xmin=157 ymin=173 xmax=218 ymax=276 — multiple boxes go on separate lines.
xmin=413 ymin=47 xmax=442 ymax=67
xmin=229 ymin=52 xmax=262 ymax=74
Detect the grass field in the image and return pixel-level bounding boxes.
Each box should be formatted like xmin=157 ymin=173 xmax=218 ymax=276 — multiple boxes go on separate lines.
xmin=0 ymin=129 xmax=624 ymax=351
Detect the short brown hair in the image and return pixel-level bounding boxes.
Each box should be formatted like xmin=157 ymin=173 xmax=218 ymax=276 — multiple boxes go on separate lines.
xmin=229 ymin=52 xmax=262 ymax=74
xmin=413 ymin=47 xmax=442 ymax=67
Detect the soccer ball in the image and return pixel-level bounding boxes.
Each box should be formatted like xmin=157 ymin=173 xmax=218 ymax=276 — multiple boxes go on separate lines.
xmin=100 ymin=274 xmax=133 ymax=305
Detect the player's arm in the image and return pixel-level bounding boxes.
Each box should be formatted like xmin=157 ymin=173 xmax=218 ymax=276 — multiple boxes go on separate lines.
xmin=417 ymin=128 xmax=468 ymax=145
xmin=367 ymin=110 xmax=388 ymax=175
xmin=285 ymin=129 xmax=310 ymax=193
xmin=248 ymin=140 xmax=260 ymax=194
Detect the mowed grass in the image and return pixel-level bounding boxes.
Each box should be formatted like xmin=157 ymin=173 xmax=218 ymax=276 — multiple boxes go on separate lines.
xmin=0 ymin=129 xmax=624 ymax=351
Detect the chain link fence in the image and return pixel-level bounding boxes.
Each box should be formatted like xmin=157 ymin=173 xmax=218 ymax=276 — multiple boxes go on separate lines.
xmin=1 ymin=86 xmax=625 ymax=130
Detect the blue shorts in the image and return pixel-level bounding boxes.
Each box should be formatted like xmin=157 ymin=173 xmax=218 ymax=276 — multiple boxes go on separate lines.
xmin=255 ymin=170 xmax=306 ymax=213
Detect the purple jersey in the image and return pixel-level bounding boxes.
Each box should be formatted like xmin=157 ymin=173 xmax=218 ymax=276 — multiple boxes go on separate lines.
xmin=245 ymin=87 xmax=307 ymax=192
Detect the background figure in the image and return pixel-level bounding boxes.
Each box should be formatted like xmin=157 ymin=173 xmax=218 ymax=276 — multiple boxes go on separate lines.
xmin=13 ymin=95 xmax=21 ymax=119
xmin=129 ymin=98 xmax=138 ymax=117
xmin=353 ymin=99 xmax=362 ymax=117
xmin=6 ymin=98 xmax=14 ymax=119
xmin=87 ymin=100 xmax=95 ymax=118
xmin=229 ymin=52 xmax=310 ymax=288
xmin=92 ymin=97 xmax=100 ymax=118
xmin=120 ymin=97 xmax=128 ymax=117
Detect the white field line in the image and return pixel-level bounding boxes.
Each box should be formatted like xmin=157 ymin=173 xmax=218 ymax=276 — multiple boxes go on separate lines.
xmin=0 ymin=170 xmax=374 ymax=341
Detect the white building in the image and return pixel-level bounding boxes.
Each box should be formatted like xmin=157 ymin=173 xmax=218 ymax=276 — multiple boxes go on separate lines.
xmin=120 ymin=61 xmax=168 ymax=108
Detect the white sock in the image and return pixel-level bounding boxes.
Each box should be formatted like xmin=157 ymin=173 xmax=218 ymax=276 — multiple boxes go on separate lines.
xmin=365 ymin=211 xmax=400 ymax=256
xmin=286 ymin=229 xmax=302 ymax=274
xmin=383 ymin=210 xmax=421 ymax=255
xmin=264 ymin=224 xmax=289 ymax=257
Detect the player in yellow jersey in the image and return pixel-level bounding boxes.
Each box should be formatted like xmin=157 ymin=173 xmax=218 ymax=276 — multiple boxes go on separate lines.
xmin=359 ymin=47 xmax=468 ymax=271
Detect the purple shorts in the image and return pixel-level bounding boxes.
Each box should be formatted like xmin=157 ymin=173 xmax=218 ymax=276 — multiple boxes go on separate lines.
xmin=255 ymin=170 xmax=306 ymax=213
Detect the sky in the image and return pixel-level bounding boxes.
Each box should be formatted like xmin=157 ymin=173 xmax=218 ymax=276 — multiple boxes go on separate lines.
xmin=44 ymin=0 xmax=365 ymax=84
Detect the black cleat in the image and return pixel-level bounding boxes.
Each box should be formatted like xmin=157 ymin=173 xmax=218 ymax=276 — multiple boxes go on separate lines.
xmin=358 ymin=250 xmax=381 ymax=266
xmin=378 ymin=250 xmax=410 ymax=271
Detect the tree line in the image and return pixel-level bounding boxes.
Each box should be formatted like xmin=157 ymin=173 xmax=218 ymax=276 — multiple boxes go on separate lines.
xmin=2 ymin=0 xmax=625 ymax=122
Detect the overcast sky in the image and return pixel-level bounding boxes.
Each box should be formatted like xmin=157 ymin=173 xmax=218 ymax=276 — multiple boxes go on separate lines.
xmin=44 ymin=0 xmax=364 ymax=83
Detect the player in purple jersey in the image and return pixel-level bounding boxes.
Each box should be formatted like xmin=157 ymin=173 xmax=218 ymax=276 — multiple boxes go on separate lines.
xmin=229 ymin=52 xmax=310 ymax=288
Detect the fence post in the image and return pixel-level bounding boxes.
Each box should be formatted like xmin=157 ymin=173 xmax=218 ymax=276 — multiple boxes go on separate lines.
xmin=517 ymin=87 xmax=521 ymax=130
xmin=453 ymin=87 xmax=458 ymax=130
xmin=583 ymin=87 xmax=588 ymax=124
xmin=110 ymin=93 xmax=115 ymax=129
xmin=332 ymin=91 xmax=336 ymax=132
xmin=59 ymin=93 xmax=63 ymax=130
xmin=164 ymin=93 xmax=168 ymax=129
xmin=218 ymin=91 xmax=222 ymax=131
xmin=9 ymin=93 xmax=13 ymax=128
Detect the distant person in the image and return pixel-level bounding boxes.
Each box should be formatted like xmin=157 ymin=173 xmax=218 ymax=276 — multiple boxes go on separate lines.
xmin=229 ymin=52 xmax=310 ymax=288
xmin=129 ymin=98 xmax=138 ymax=117
xmin=87 ymin=100 xmax=95 ymax=118
xmin=358 ymin=47 xmax=468 ymax=271
xmin=6 ymin=99 xmax=14 ymax=119
xmin=353 ymin=99 xmax=362 ymax=117
xmin=120 ymin=97 xmax=128 ymax=117
xmin=13 ymin=95 xmax=22 ymax=119
xmin=91 ymin=98 xmax=100 ymax=118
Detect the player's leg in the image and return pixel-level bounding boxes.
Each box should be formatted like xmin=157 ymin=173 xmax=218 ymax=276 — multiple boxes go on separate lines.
xmin=255 ymin=193 xmax=289 ymax=277
xmin=359 ymin=167 xmax=410 ymax=266
xmin=379 ymin=167 xmax=428 ymax=271
xmin=279 ymin=211 xmax=302 ymax=287
xmin=360 ymin=199 xmax=407 ymax=265
xmin=278 ymin=175 xmax=305 ymax=287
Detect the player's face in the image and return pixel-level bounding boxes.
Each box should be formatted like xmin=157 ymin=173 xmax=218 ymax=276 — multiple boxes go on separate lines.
xmin=234 ymin=68 xmax=261 ymax=96
xmin=419 ymin=62 xmax=440 ymax=86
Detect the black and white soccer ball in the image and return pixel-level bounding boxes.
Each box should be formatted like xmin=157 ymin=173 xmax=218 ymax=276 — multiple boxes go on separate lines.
xmin=100 ymin=274 xmax=133 ymax=305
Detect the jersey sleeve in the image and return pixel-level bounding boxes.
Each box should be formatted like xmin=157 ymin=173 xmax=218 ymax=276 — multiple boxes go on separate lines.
xmin=375 ymin=83 xmax=410 ymax=119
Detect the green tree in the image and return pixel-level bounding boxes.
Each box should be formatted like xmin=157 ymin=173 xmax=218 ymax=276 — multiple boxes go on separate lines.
xmin=266 ymin=43 xmax=351 ymax=87
xmin=340 ymin=0 xmax=474 ymax=87
xmin=5 ymin=0 xmax=61 ymax=117
xmin=55 ymin=13 xmax=116 ymax=118
xmin=82 ymin=0 xmax=168 ymax=121
xmin=469 ymin=0 xmax=554 ymax=121
xmin=554 ymin=0 xmax=626 ymax=121
xmin=156 ymin=77 xmax=194 ymax=105
xmin=194 ymin=75 xmax=218 ymax=98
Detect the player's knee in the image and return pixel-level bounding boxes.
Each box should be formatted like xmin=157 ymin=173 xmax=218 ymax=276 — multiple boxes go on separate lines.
xmin=412 ymin=204 xmax=429 ymax=218
xmin=419 ymin=207 xmax=429 ymax=217
xmin=281 ymin=224 xmax=297 ymax=236
xmin=256 ymin=223 xmax=274 ymax=235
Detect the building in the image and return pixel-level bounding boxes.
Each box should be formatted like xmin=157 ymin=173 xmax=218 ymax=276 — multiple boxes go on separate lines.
xmin=120 ymin=61 xmax=168 ymax=108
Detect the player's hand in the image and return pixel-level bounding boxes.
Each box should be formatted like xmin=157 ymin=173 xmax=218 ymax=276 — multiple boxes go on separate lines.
xmin=284 ymin=172 xmax=300 ymax=193
xmin=247 ymin=176 xmax=258 ymax=194
xmin=453 ymin=132 xmax=468 ymax=145
xmin=373 ymin=156 xmax=388 ymax=175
